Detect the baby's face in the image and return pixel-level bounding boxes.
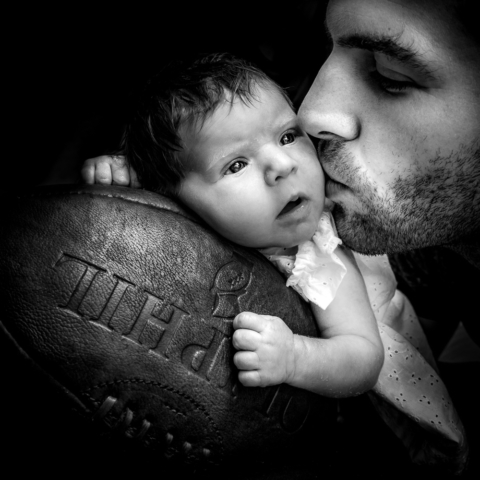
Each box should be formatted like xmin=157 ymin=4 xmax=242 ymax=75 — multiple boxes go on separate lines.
xmin=177 ymin=85 xmax=325 ymax=249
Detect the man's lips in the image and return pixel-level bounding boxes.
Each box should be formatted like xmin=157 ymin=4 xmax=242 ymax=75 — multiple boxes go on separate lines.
xmin=323 ymin=167 xmax=347 ymax=189
xmin=317 ymin=139 xmax=351 ymax=196
xmin=326 ymin=177 xmax=348 ymax=199
xmin=317 ymin=139 xmax=327 ymax=158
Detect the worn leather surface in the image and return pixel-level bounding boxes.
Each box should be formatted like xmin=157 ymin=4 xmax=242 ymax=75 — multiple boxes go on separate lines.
xmin=0 ymin=184 xmax=336 ymax=472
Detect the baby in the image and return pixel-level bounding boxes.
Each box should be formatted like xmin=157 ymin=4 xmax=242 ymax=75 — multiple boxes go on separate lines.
xmin=82 ymin=53 xmax=466 ymax=470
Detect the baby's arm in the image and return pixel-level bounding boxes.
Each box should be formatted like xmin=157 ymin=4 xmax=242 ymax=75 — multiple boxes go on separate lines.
xmin=81 ymin=155 xmax=141 ymax=187
xmin=233 ymin=246 xmax=384 ymax=398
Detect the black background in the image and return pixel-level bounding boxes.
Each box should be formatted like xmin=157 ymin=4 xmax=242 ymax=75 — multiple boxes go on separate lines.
xmin=3 ymin=2 xmax=480 ymax=478
xmin=6 ymin=1 xmax=328 ymax=191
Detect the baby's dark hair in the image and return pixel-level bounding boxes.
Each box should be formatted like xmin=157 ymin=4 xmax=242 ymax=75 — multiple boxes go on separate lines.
xmin=120 ymin=52 xmax=292 ymax=195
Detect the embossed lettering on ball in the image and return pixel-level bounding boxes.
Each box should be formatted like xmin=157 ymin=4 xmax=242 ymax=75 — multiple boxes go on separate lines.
xmin=0 ymin=184 xmax=335 ymax=467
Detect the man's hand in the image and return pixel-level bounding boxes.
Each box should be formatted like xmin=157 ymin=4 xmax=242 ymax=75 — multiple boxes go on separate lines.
xmin=232 ymin=312 xmax=297 ymax=387
xmin=81 ymin=155 xmax=141 ymax=187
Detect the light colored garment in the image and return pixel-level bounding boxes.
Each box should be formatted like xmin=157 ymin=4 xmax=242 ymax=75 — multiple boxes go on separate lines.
xmin=261 ymin=211 xmax=468 ymax=472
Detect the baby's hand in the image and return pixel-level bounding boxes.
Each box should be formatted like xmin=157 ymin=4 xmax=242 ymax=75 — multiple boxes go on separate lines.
xmin=232 ymin=312 xmax=296 ymax=388
xmin=81 ymin=155 xmax=141 ymax=187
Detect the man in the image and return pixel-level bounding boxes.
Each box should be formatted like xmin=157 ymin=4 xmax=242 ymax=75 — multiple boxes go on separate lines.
xmin=298 ymin=0 xmax=480 ymax=349
xmin=297 ymin=2 xmax=480 ymax=476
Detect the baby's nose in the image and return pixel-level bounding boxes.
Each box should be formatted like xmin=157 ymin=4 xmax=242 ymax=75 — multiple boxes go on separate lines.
xmin=264 ymin=154 xmax=297 ymax=186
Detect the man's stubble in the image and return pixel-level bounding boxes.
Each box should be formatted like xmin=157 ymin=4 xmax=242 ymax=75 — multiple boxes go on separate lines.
xmin=322 ymin=141 xmax=480 ymax=255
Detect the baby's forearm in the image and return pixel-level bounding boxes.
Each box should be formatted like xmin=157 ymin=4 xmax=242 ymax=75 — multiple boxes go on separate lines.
xmin=288 ymin=333 xmax=384 ymax=397
xmin=232 ymin=247 xmax=384 ymax=395
xmin=287 ymin=246 xmax=384 ymax=397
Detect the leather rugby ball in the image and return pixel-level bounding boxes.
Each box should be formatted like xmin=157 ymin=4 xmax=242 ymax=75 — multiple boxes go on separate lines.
xmin=0 ymin=184 xmax=335 ymax=469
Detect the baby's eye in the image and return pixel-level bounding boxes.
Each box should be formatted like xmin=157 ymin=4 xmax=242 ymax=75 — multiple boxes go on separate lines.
xmin=280 ymin=132 xmax=297 ymax=145
xmin=225 ymin=160 xmax=247 ymax=175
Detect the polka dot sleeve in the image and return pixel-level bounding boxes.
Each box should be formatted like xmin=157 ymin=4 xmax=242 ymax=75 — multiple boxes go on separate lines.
xmin=356 ymin=255 xmax=468 ymax=473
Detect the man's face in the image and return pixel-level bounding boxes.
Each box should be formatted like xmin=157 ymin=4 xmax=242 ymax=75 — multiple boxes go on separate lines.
xmin=298 ymin=0 xmax=480 ymax=255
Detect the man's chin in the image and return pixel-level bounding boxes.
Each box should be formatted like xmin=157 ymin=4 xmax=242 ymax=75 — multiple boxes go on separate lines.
xmin=332 ymin=204 xmax=411 ymax=256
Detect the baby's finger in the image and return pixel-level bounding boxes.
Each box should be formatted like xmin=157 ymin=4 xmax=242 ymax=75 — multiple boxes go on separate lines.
xmin=233 ymin=312 xmax=266 ymax=333
xmin=238 ymin=370 xmax=262 ymax=387
xmin=81 ymin=164 xmax=95 ymax=184
xmin=110 ymin=156 xmax=130 ymax=186
xmin=95 ymin=162 xmax=113 ymax=185
xmin=232 ymin=328 xmax=261 ymax=351
xmin=233 ymin=351 xmax=259 ymax=371
xmin=129 ymin=167 xmax=141 ymax=188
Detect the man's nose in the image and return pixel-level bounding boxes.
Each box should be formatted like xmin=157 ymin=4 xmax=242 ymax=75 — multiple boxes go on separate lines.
xmin=298 ymin=53 xmax=360 ymax=142
xmin=264 ymin=150 xmax=297 ymax=186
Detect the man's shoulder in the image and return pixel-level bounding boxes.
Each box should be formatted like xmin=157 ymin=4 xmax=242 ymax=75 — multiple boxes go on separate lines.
xmin=389 ymin=246 xmax=480 ymax=290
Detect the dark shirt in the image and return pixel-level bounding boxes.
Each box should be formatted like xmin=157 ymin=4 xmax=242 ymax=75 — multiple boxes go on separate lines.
xmin=389 ymin=246 xmax=480 ymax=354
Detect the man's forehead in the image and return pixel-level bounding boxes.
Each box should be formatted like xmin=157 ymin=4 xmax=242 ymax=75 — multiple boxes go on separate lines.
xmin=326 ymin=0 xmax=431 ymax=37
xmin=326 ymin=0 xmax=463 ymax=62
xmin=326 ymin=0 xmax=480 ymax=67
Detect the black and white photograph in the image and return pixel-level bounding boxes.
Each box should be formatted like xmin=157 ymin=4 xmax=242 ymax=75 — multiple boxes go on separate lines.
xmin=2 ymin=1 xmax=480 ymax=478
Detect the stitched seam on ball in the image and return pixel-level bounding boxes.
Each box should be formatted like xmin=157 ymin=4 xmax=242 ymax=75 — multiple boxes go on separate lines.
xmin=82 ymin=378 xmax=224 ymax=456
xmin=82 ymin=393 xmax=221 ymax=462
xmin=163 ymin=402 xmax=187 ymax=419
xmin=84 ymin=393 xmax=165 ymax=448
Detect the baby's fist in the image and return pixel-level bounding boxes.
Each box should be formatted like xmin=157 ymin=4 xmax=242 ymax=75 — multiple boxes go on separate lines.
xmin=232 ymin=312 xmax=296 ymax=388
xmin=81 ymin=155 xmax=140 ymax=187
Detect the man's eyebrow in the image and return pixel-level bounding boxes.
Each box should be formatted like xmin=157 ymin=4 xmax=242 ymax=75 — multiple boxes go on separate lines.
xmin=336 ymin=33 xmax=436 ymax=79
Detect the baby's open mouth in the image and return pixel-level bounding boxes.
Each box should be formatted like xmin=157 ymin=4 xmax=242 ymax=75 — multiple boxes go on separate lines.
xmin=278 ymin=197 xmax=303 ymax=216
